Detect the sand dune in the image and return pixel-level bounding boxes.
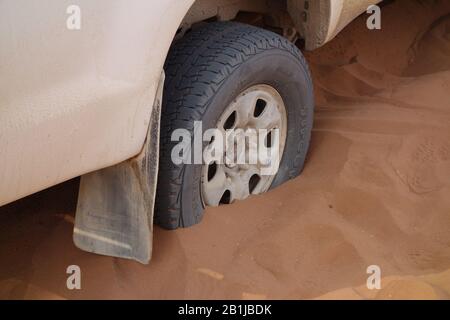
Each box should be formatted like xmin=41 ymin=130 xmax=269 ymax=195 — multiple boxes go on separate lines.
xmin=0 ymin=0 xmax=449 ymax=299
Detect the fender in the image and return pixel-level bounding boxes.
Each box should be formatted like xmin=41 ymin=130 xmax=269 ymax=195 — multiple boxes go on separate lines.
xmin=287 ymin=0 xmax=381 ymax=50
xmin=0 ymin=0 xmax=195 ymax=206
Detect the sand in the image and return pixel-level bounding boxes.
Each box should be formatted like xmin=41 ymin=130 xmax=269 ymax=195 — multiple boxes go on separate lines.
xmin=0 ymin=0 xmax=449 ymax=300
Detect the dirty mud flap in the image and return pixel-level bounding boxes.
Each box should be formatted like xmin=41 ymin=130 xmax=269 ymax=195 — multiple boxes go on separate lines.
xmin=73 ymin=73 xmax=164 ymax=264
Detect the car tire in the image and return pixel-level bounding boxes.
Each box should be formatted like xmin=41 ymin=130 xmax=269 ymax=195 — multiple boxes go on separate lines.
xmin=155 ymin=22 xmax=314 ymax=230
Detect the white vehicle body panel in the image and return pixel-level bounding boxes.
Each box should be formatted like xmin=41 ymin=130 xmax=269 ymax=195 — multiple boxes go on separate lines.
xmin=0 ymin=0 xmax=194 ymax=206
xmin=326 ymin=0 xmax=381 ymax=43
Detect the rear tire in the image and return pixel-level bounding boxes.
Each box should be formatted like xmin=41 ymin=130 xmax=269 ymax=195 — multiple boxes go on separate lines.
xmin=155 ymin=22 xmax=314 ymax=230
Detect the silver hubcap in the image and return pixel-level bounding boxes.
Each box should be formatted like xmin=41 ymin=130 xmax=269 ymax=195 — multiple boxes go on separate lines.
xmin=201 ymin=84 xmax=287 ymax=207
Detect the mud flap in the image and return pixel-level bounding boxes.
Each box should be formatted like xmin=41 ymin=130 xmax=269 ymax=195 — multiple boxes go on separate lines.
xmin=73 ymin=73 xmax=164 ymax=264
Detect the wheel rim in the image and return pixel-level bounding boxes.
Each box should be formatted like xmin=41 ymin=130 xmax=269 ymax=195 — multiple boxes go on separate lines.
xmin=201 ymin=84 xmax=288 ymax=207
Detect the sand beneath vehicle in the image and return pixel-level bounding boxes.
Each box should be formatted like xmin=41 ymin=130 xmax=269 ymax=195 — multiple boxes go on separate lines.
xmin=0 ymin=0 xmax=449 ymax=299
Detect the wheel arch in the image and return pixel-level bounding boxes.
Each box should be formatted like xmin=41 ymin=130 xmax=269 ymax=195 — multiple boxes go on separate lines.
xmin=175 ymin=0 xmax=383 ymax=51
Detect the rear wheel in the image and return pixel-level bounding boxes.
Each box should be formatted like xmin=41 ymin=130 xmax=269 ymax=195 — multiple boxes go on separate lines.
xmin=155 ymin=22 xmax=314 ymax=230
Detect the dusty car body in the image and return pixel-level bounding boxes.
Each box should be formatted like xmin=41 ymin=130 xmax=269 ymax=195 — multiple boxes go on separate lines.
xmin=0 ymin=0 xmax=380 ymax=262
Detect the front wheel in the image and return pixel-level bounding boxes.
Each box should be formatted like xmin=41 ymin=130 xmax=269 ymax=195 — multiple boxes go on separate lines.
xmin=155 ymin=22 xmax=314 ymax=230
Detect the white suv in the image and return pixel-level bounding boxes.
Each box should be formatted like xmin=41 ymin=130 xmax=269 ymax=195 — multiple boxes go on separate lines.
xmin=0 ymin=0 xmax=381 ymax=263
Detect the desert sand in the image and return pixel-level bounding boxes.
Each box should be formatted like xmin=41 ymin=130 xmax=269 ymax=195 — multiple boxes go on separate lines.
xmin=0 ymin=0 xmax=449 ymax=300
